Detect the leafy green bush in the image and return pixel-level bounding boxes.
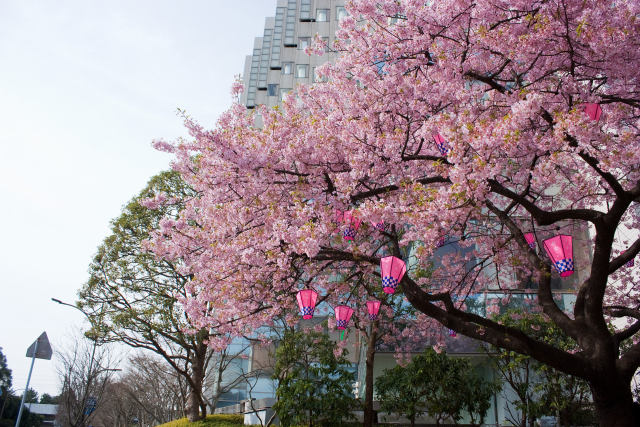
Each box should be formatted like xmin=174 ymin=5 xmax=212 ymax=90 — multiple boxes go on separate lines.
xmin=273 ymin=328 xmax=359 ymax=427
xmin=375 ymin=349 xmax=499 ymax=427
xmin=155 ymin=414 xmax=246 ymax=427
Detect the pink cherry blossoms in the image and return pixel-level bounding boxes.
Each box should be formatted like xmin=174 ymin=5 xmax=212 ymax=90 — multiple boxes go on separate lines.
xmin=146 ymin=1 xmax=640 ymax=423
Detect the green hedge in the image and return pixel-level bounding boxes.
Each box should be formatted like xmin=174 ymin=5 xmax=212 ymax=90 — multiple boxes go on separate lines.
xmin=155 ymin=414 xmax=246 ymax=427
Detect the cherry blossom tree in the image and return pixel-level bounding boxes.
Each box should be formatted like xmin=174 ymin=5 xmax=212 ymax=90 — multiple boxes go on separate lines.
xmin=149 ymin=0 xmax=640 ymax=425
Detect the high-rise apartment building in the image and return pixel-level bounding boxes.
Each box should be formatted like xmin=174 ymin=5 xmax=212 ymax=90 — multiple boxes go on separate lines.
xmin=240 ymin=0 xmax=346 ymax=109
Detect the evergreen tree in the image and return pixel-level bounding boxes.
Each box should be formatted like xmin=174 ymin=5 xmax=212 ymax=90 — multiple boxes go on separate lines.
xmin=272 ymin=328 xmax=358 ymax=427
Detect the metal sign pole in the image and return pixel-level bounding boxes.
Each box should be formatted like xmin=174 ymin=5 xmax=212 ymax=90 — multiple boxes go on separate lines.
xmin=14 ymin=340 xmax=38 ymax=427
xmin=15 ymin=332 xmax=52 ymax=427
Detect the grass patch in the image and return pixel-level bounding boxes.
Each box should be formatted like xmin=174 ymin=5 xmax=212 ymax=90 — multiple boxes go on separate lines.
xmin=155 ymin=414 xmax=247 ymax=427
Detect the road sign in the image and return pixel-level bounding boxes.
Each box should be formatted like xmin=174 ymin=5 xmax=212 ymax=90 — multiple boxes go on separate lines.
xmin=16 ymin=331 xmax=52 ymax=427
xmin=84 ymin=396 xmax=97 ymax=415
xmin=25 ymin=332 xmax=52 ymax=360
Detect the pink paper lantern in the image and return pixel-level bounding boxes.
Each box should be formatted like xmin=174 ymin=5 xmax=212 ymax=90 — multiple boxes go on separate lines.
xmin=296 ymin=289 xmax=318 ymax=319
xmin=370 ymin=220 xmax=385 ymax=231
xmin=543 ymin=235 xmax=574 ymax=277
xmin=524 ymin=233 xmax=536 ymax=249
xmin=335 ymin=305 xmax=354 ymax=330
xmin=366 ymin=300 xmax=381 ymax=321
xmin=380 ymin=256 xmax=407 ymax=294
xmin=584 ymin=103 xmax=602 ymax=121
xmin=448 ymin=329 xmax=457 ymax=338
xmin=432 ymin=133 xmax=450 ymax=156
xmin=342 ymin=211 xmax=362 ymax=241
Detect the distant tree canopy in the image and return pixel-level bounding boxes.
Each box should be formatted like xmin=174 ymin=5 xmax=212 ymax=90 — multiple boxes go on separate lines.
xmin=38 ymin=394 xmax=59 ymax=405
xmin=0 ymin=348 xmax=11 ymax=393
xmin=22 ymin=389 xmax=38 ymax=404
xmin=78 ymin=170 xmax=219 ymax=422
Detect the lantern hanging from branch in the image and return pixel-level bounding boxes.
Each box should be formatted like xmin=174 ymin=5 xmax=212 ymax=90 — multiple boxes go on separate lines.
xmin=296 ymin=289 xmax=318 ymax=319
xmin=342 ymin=211 xmax=362 ymax=241
xmin=524 ymin=233 xmax=536 ymax=249
xmin=432 ymin=133 xmax=450 ymax=155
xmin=380 ymin=256 xmax=407 ymax=294
xmin=335 ymin=305 xmax=354 ymax=330
xmin=437 ymin=235 xmax=446 ymax=248
xmin=366 ymin=300 xmax=381 ymax=321
xmin=584 ymin=103 xmax=602 ymax=121
xmin=543 ymin=235 xmax=574 ymax=277
xmin=448 ymin=329 xmax=457 ymax=338
xmin=370 ymin=220 xmax=385 ymax=231
xmin=623 ymin=251 xmax=635 ymax=268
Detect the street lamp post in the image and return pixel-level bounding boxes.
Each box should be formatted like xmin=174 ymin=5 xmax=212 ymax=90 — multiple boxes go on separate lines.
xmin=51 ymin=298 xmax=109 ymax=427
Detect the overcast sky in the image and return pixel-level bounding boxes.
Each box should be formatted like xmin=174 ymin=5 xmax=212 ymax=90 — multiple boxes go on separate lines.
xmin=0 ymin=0 xmax=277 ymax=396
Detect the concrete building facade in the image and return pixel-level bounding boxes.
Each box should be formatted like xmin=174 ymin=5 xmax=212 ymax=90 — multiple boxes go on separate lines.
xmin=240 ymin=0 xmax=346 ymax=109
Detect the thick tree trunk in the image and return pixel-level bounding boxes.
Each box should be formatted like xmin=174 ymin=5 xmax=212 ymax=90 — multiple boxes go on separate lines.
xmin=591 ymin=380 xmax=637 ymax=427
xmin=186 ymin=350 xmax=206 ymax=422
xmin=363 ymin=322 xmax=378 ymax=427
xmin=185 ymin=386 xmax=202 ymax=422
xmin=200 ymin=400 xmax=208 ymax=419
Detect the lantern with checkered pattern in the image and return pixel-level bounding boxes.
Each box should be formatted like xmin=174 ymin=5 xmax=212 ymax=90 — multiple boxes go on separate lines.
xmin=335 ymin=305 xmax=354 ymax=330
xmin=380 ymin=256 xmax=407 ymax=294
xmin=543 ymin=235 xmax=574 ymax=277
xmin=524 ymin=233 xmax=536 ymax=250
xmin=342 ymin=211 xmax=362 ymax=241
xmin=584 ymin=103 xmax=602 ymax=121
xmin=366 ymin=300 xmax=381 ymax=321
xmin=432 ymin=133 xmax=450 ymax=155
xmin=371 ymin=220 xmax=385 ymax=231
xmin=296 ymin=289 xmax=318 ymax=319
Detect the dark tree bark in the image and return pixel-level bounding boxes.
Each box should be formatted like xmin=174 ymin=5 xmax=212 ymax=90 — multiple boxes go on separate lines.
xmin=185 ymin=342 xmax=207 ymax=422
xmin=363 ymin=321 xmax=378 ymax=427
xmin=590 ymin=376 xmax=636 ymax=427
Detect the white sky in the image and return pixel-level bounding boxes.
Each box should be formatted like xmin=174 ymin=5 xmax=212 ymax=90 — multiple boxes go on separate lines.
xmin=0 ymin=0 xmax=277 ymax=396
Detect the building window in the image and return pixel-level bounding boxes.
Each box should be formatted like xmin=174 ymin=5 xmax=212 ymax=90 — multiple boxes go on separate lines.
xmin=316 ymin=9 xmax=329 ymax=22
xmin=296 ymin=64 xmax=309 ymax=78
xmin=279 ymin=88 xmax=292 ymax=101
xmin=298 ymin=37 xmax=311 ymax=50
xmin=267 ymin=84 xmax=279 ymax=96
xmin=282 ymin=62 xmax=293 ymax=74
xmin=300 ymin=0 xmax=311 ymax=21
xmin=336 ymin=6 xmax=348 ymax=21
